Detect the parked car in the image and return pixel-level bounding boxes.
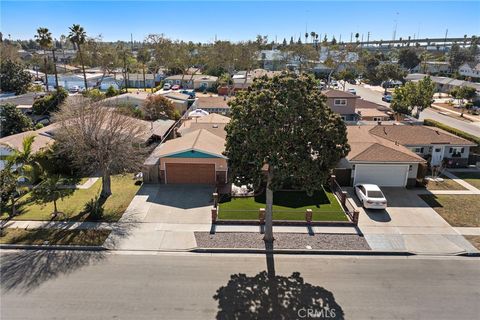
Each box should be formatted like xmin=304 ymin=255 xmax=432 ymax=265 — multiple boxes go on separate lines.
xmin=180 ymin=90 xmax=195 ymax=99
xmin=347 ymin=88 xmax=356 ymax=95
xmin=171 ymin=84 xmax=181 ymax=90
xmin=382 ymin=94 xmax=392 ymax=103
xmin=69 ymin=85 xmax=80 ymax=93
xmin=163 ymin=83 xmax=171 ymax=90
xmin=354 ymin=184 xmax=387 ymax=209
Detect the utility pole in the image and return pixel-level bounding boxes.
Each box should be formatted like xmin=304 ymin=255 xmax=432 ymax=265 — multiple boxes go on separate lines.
xmin=367 ymin=32 xmax=370 ymax=47
xmin=443 ymin=29 xmax=448 ymax=52
xmin=350 ymin=33 xmax=353 ymax=43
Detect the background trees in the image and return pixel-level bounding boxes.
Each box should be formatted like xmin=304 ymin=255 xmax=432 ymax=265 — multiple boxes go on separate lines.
xmin=450 ymin=86 xmax=477 ymax=116
xmin=53 ymin=98 xmax=147 ymax=199
xmin=225 ymin=74 xmax=350 ymax=243
xmin=0 ymin=104 xmax=33 ymax=137
xmin=141 ymin=95 xmax=178 ymax=120
xmin=32 ymin=88 xmax=68 ymax=115
xmin=398 ymin=48 xmax=420 ymax=70
xmin=0 ymin=60 xmax=32 ymax=94
xmin=35 ymin=27 xmax=59 ymax=90
xmin=391 ymin=77 xmax=435 ymax=118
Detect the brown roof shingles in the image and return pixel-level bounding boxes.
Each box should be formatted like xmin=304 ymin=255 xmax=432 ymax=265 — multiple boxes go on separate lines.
xmin=369 ymin=125 xmax=476 ymax=146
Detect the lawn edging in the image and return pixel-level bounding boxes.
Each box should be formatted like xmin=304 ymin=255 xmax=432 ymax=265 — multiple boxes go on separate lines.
xmin=0 ymin=243 xmax=107 ymax=251
xmin=191 ymin=247 xmax=413 ymax=256
xmin=214 ymin=220 xmax=355 ymax=227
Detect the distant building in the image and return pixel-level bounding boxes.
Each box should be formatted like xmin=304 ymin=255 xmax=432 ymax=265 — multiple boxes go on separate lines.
xmin=411 ymin=61 xmax=450 ymax=75
xmin=458 ymin=62 xmax=480 ymax=79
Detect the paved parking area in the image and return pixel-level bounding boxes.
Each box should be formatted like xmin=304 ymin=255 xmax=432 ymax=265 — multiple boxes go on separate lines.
xmin=347 ymin=187 xmax=478 ymax=254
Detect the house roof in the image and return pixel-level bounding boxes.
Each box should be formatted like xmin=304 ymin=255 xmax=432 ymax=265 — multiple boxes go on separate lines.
xmin=0 ymin=128 xmax=55 ymax=153
xmin=355 ymin=99 xmax=391 ymax=111
xmin=323 ymin=90 xmax=357 ymax=98
xmin=369 ymin=125 xmax=476 ymax=146
xmin=187 ymin=113 xmax=230 ymax=124
xmin=161 ymin=92 xmax=190 ymax=101
xmin=103 ymin=92 xmax=150 ymax=105
xmin=178 ymin=113 xmax=230 ymax=139
xmin=346 ymin=126 xmax=426 ymax=163
xmin=153 ymin=129 xmax=226 ymax=158
xmin=194 ymin=96 xmax=232 ymax=108
xmin=356 ymin=108 xmax=390 ymax=118
xmin=165 ymin=74 xmax=218 ymax=82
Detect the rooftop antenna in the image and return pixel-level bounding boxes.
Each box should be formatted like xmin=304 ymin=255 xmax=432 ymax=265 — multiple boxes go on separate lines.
xmin=392 ymin=12 xmax=399 ymax=41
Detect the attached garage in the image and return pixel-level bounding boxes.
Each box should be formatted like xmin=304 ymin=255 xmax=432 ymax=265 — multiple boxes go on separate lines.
xmin=165 ymin=163 xmax=216 ymax=184
xmin=354 ymin=164 xmax=409 ymax=187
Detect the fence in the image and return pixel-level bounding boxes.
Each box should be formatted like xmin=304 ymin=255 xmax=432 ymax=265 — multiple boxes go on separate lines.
xmin=330 ymin=175 xmax=359 ymax=225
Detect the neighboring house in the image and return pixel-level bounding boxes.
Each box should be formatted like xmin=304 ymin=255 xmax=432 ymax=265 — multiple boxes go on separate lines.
xmin=0 ymin=125 xmax=56 ymax=170
xmin=323 ymin=90 xmax=358 ymax=121
xmin=56 ymin=64 xmax=80 ymax=74
xmin=335 ymin=125 xmax=426 ymax=187
xmin=458 ymin=62 xmax=480 ymax=79
xmin=355 ymin=99 xmax=393 ymax=122
xmin=369 ymin=125 xmax=476 ymax=168
xmin=143 ymin=113 xmax=230 ymax=184
xmin=406 ymin=73 xmax=480 ymax=95
xmin=319 ymin=47 xmax=359 ymax=64
xmin=103 ymin=92 xmax=150 ymax=108
xmin=411 ymin=61 xmax=450 ymax=74
xmin=191 ymin=96 xmax=233 ymax=115
xmin=160 ymin=92 xmax=190 ymax=114
xmin=143 ymin=129 xmax=227 ymax=185
xmin=258 ymin=50 xmax=292 ymax=71
xmin=122 ymin=73 xmax=163 ymax=88
xmin=164 ymin=75 xmax=218 ymax=90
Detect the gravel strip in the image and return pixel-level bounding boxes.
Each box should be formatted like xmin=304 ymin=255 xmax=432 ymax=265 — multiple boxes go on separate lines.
xmin=195 ymin=232 xmax=370 ymax=250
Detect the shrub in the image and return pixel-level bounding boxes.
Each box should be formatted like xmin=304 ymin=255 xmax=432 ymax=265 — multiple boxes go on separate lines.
xmin=105 ymin=85 xmax=119 ymax=98
xmin=83 ymin=88 xmax=105 ymax=101
xmin=84 ymin=196 xmax=104 ymax=221
xmin=32 ymin=88 xmax=68 ymax=115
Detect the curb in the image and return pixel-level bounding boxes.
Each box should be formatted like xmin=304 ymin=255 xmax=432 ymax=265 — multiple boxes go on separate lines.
xmin=0 ymin=244 xmax=106 ymax=251
xmin=191 ymin=247 xmax=414 ymax=256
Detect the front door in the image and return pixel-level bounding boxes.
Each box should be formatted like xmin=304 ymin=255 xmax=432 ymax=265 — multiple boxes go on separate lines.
xmin=431 ymin=146 xmax=444 ymax=166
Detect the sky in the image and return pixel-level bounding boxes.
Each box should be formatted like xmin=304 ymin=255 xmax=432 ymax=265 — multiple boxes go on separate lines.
xmin=1 ymin=1 xmax=479 ymax=43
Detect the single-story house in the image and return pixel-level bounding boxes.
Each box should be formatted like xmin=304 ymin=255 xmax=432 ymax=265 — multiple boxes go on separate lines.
xmin=0 ymin=125 xmax=56 ymax=170
xmin=121 ymin=73 xmax=163 ymax=88
xmin=405 ymin=73 xmax=480 ymax=95
xmin=335 ymin=125 xmax=427 ymax=187
xmin=103 ymin=92 xmax=151 ymax=108
xmin=164 ymin=75 xmax=218 ymax=90
xmin=143 ymin=113 xmax=230 ymax=184
xmin=143 ymin=129 xmax=227 ymax=184
xmin=191 ymin=96 xmax=232 ymax=115
xmin=323 ymin=90 xmax=359 ymax=122
xmin=355 ymin=99 xmax=393 ymax=122
xmin=160 ymin=92 xmax=190 ymax=114
xmin=411 ymin=61 xmax=450 ymax=75
xmin=458 ymin=62 xmax=480 ymax=79
xmin=369 ymin=125 xmax=476 ymax=168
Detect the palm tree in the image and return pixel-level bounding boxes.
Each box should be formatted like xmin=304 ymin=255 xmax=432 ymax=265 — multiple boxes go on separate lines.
xmin=355 ymin=33 xmax=360 ymax=43
xmin=6 ymin=135 xmax=39 ymax=184
xmin=137 ymin=46 xmax=151 ymax=91
xmin=35 ymin=27 xmax=59 ymax=91
xmin=68 ymin=24 xmax=88 ymax=90
xmin=305 ymin=32 xmax=309 ymax=44
xmin=310 ymin=31 xmax=315 ymax=44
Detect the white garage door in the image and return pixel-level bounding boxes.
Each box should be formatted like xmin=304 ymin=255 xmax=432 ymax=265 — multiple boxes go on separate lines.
xmin=354 ymin=164 xmax=409 ymax=187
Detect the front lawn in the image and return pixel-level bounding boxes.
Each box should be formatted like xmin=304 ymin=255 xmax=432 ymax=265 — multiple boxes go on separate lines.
xmin=0 ymin=228 xmax=111 ymax=246
xmin=425 ymin=175 xmax=466 ymax=191
xmin=451 ymin=171 xmax=480 ymax=189
xmin=419 ymin=194 xmax=480 ymax=227
xmin=1 ymin=175 xmax=141 ymax=222
xmin=218 ymin=189 xmax=348 ymax=221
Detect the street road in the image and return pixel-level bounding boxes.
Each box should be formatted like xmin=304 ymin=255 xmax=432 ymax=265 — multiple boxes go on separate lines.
xmin=343 ymin=82 xmax=480 ymax=137
xmin=1 ymin=251 xmax=479 ymax=320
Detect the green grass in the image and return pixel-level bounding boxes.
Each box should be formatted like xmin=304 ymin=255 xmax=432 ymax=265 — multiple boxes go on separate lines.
xmin=419 ymin=194 xmax=480 ymax=227
xmin=1 ymin=175 xmax=141 ymax=222
xmin=0 ymin=228 xmax=111 ymax=246
xmin=451 ymin=172 xmax=480 ymax=189
xmin=218 ymin=189 xmax=348 ymax=221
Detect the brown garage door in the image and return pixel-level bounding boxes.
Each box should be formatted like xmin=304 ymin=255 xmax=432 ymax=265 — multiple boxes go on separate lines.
xmin=165 ymin=163 xmax=216 ymax=184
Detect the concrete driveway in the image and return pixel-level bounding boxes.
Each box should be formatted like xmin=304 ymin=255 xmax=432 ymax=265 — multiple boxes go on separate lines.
xmin=347 ymin=187 xmax=477 ymax=254
xmin=105 ymin=184 xmax=214 ymax=251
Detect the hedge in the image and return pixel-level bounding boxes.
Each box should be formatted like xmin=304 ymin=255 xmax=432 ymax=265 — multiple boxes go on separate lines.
xmin=423 ymin=118 xmax=480 ymax=152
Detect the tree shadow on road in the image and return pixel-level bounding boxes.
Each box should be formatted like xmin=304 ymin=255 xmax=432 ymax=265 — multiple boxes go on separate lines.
xmin=0 ymin=249 xmax=106 ymax=294
xmin=213 ymin=242 xmax=345 ymax=319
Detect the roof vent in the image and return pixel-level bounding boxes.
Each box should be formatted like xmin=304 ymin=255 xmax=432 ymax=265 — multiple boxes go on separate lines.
xmin=212 ymin=124 xmax=218 ymax=128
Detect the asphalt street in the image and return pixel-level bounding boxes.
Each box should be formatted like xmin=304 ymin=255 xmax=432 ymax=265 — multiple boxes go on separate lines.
xmin=343 ymin=82 xmax=480 ymax=137
xmin=1 ymin=251 xmax=479 ymax=320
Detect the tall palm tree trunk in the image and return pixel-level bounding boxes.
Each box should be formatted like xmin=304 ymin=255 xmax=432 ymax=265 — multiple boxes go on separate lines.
xmin=78 ymin=46 xmax=88 ymax=90
xmin=44 ymin=51 xmax=49 ymax=91
xmin=52 ymin=49 xmax=59 ymax=89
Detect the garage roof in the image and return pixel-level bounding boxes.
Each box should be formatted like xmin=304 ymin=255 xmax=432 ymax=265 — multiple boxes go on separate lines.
xmin=153 ymin=129 xmax=226 ymax=159
xmin=347 ymin=126 xmax=426 ymax=163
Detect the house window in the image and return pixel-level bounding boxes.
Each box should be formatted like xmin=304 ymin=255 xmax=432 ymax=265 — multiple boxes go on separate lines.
xmin=334 ymin=99 xmax=347 ymax=106
xmin=449 ymin=147 xmax=464 ymax=157
xmin=411 ymin=147 xmax=424 ymax=153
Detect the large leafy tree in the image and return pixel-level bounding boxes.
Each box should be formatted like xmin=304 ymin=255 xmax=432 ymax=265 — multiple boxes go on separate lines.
xmin=53 ymin=97 xmax=148 ymax=199
xmin=225 ymin=74 xmax=350 ymax=243
xmin=68 ymin=24 xmax=88 ymax=90
xmin=398 ymin=48 xmax=421 ymax=70
xmin=141 ymin=95 xmax=177 ymax=120
xmin=35 ymin=27 xmax=59 ymax=90
xmin=391 ymin=77 xmax=435 ymax=118
xmin=375 ymin=63 xmax=407 ymax=93
xmin=0 ymin=168 xmax=19 ymax=218
xmin=0 ymin=60 xmax=32 ymax=94
xmin=0 ymin=104 xmax=33 ymax=137
xmin=450 ymin=86 xmax=477 ymax=116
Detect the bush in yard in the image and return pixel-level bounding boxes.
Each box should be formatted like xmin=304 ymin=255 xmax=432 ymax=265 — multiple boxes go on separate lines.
xmin=105 ymin=85 xmax=120 ymax=98
xmin=32 ymin=88 xmax=68 ymax=115
xmin=141 ymin=94 xmax=176 ymax=120
xmin=0 ymin=103 xmax=33 ymax=137
xmin=83 ymin=195 xmax=104 ymax=221
xmin=0 ymin=59 xmax=32 ymax=94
